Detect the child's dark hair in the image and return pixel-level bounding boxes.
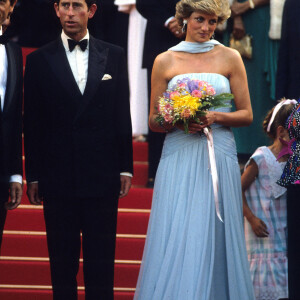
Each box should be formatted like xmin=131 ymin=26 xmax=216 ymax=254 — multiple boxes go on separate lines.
xmin=262 ymin=99 xmax=295 ymax=139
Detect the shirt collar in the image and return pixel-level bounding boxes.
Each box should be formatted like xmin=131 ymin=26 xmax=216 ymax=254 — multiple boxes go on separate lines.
xmin=0 ymin=27 xmax=4 ymax=49
xmin=61 ymin=30 xmax=90 ymax=52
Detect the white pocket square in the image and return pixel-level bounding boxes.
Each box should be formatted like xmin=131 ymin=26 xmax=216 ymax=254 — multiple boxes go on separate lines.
xmin=102 ymin=74 xmax=112 ymax=81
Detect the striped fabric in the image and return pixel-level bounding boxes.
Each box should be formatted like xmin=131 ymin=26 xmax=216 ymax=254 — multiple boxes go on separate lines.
xmin=244 ymin=146 xmax=288 ymax=300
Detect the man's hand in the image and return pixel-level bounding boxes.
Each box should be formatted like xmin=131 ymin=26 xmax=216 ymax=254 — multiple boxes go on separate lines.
xmin=167 ymin=17 xmax=185 ymax=39
xmin=5 ymin=182 xmax=23 ymax=210
xmin=119 ymin=175 xmax=132 ymax=198
xmin=27 ymin=182 xmax=42 ymax=205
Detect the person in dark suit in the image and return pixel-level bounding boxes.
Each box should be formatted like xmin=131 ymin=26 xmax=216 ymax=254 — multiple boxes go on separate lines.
xmin=88 ymin=0 xmax=129 ymax=53
xmin=4 ymin=0 xmax=61 ymax=47
xmin=276 ymin=1 xmax=300 ymax=299
xmin=24 ymin=0 xmax=133 ymax=299
xmin=136 ymin=0 xmax=183 ymax=187
xmin=0 ymin=0 xmax=23 ymax=249
xmin=276 ymin=0 xmax=300 ymax=100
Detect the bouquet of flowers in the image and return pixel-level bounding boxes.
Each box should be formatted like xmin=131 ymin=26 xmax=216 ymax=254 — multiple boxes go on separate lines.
xmin=156 ymin=77 xmax=233 ymax=133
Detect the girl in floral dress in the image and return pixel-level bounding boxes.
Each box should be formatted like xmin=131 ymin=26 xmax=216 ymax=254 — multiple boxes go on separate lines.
xmin=242 ymin=99 xmax=297 ymax=300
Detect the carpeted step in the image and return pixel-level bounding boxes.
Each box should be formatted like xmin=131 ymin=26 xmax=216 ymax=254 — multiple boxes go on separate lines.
xmin=0 ymin=261 xmax=140 ymax=287
xmin=132 ymin=141 xmax=148 ymax=162
xmin=4 ymin=209 xmax=150 ymax=234
xmin=118 ymin=188 xmax=153 ymax=209
xmin=0 ymin=288 xmax=134 ymax=300
xmin=132 ymin=163 xmax=148 ymax=187
xmin=1 ymin=235 xmax=145 ymax=261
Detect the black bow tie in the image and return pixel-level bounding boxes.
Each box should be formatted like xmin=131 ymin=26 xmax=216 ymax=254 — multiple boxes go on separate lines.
xmin=0 ymin=35 xmax=8 ymax=45
xmin=68 ymin=39 xmax=88 ymax=52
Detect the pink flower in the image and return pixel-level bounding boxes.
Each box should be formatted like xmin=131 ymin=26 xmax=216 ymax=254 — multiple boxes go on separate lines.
xmin=165 ymin=103 xmax=173 ymax=110
xmin=178 ymin=83 xmax=186 ymax=88
xmin=206 ymin=86 xmax=216 ymax=96
xmin=198 ymin=81 xmax=207 ymax=88
xmin=169 ymin=91 xmax=180 ymax=100
xmin=164 ymin=114 xmax=174 ymax=123
xmin=192 ymin=90 xmax=203 ymax=98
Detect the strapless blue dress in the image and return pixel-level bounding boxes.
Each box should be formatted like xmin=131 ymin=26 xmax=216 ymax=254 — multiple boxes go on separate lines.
xmin=134 ymin=73 xmax=255 ymax=300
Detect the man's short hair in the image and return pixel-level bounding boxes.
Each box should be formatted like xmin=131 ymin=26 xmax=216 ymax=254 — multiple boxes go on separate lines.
xmin=54 ymin=0 xmax=97 ymax=9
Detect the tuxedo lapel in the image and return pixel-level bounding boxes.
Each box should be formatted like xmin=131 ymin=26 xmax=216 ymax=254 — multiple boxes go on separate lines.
xmin=43 ymin=38 xmax=82 ymax=103
xmin=3 ymin=43 xmax=17 ymax=114
xmin=74 ymin=36 xmax=108 ymax=120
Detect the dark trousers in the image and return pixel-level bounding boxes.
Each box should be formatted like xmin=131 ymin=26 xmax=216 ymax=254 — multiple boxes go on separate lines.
xmin=287 ymin=185 xmax=300 ymax=300
xmin=43 ymin=193 xmax=119 ymax=300
xmin=0 ymin=182 xmax=9 ymax=250
xmin=147 ymin=69 xmax=165 ymax=180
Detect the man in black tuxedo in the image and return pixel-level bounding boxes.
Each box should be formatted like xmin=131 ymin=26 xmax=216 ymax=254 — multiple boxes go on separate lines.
xmin=24 ymin=0 xmax=133 ymax=299
xmin=0 ymin=0 xmax=23 ymax=249
xmin=136 ymin=0 xmax=183 ymax=187
xmin=276 ymin=1 xmax=300 ymax=299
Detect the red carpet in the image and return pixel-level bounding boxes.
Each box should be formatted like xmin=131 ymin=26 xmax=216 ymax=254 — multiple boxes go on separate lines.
xmin=0 ymin=49 xmax=151 ymax=299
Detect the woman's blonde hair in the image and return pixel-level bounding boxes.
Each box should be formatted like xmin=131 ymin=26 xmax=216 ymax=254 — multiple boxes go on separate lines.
xmin=175 ymin=0 xmax=231 ymax=27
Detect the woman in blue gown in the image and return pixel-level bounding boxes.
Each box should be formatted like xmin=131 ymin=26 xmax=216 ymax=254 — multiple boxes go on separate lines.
xmin=134 ymin=0 xmax=255 ymax=299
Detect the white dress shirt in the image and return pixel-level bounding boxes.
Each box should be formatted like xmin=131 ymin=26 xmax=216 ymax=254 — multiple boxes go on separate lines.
xmin=61 ymin=30 xmax=132 ymax=178
xmin=61 ymin=30 xmax=89 ymax=94
xmin=0 ymin=27 xmax=22 ymax=184
xmin=0 ymin=27 xmax=8 ymax=112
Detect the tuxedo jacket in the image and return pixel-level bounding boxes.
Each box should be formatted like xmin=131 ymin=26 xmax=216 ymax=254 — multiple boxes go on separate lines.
xmin=24 ymin=36 xmax=133 ymax=198
xmin=0 ymin=41 xmax=23 ymax=181
xmin=136 ymin=0 xmax=182 ymax=69
xmin=276 ymin=0 xmax=300 ymax=100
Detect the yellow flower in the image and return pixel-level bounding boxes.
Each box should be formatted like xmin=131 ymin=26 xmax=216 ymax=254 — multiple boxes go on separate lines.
xmin=173 ymin=94 xmax=200 ymax=117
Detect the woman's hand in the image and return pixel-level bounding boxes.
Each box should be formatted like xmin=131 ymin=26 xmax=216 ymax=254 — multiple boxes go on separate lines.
xmin=176 ymin=121 xmax=202 ymax=134
xmin=199 ymin=111 xmax=217 ymax=129
xmin=233 ymin=16 xmax=246 ymax=40
xmin=249 ymin=216 xmax=269 ymax=237
xmin=231 ymin=1 xmax=250 ymax=17
xmin=176 ymin=112 xmax=216 ymax=133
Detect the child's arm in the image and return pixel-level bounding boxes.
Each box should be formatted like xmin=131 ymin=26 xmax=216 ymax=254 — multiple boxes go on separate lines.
xmin=241 ymin=159 xmax=269 ymax=238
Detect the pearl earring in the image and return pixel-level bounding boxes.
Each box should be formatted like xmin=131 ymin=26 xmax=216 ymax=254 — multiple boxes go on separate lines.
xmin=182 ymin=19 xmax=187 ymax=33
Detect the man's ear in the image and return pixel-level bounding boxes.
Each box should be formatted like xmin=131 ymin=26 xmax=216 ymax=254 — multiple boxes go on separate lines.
xmin=88 ymin=4 xmax=97 ymax=19
xmin=54 ymin=3 xmax=60 ymax=18
xmin=7 ymin=0 xmax=17 ymax=19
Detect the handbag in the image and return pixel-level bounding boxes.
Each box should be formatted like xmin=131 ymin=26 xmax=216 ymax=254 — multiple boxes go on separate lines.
xmin=229 ymin=34 xmax=253 ymax=59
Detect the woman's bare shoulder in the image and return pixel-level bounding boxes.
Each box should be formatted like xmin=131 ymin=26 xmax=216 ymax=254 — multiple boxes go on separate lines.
xmin=154 ymin=51 xmax=177 ymax=67
xmin=216 ymin=44 xmax=242 ymax=62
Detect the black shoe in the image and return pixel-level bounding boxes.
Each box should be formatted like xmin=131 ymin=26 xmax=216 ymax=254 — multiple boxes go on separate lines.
xmin=146 ymin=178 xmax=154 ymax=188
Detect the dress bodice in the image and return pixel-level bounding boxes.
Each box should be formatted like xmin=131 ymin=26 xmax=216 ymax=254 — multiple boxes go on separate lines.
xmin=167 ymin=73 xmax=232 ymax=114
xmin=162 ymin=73 xmax=236 ymax=161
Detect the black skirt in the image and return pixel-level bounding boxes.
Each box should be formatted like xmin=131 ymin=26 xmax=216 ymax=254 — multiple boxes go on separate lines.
xmin=287 ymin=185 xmax=300 ymax=300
